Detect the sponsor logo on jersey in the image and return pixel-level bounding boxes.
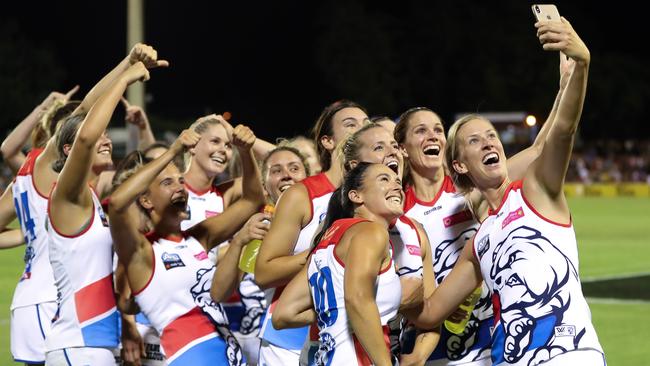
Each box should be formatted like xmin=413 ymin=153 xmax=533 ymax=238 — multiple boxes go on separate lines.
xmin=194 ymin=251 xmax=209 ymax=261
xmin=476 ymin=235 xmax=490 ymax=258
xmin=443 ymin=209 xmax=473 ymax=228
xmin=205 ymin=210 xmax=219 ymax=218
xmin=423 ymin=205 xmax=442 ymax=215
xmin=405 ymin=244 xmax=421 ymax=256
xmin=554 ymin=325 xmax=576 ymax=337
xmin=501 ymin=207 xmax=525 ymax=229
xmin=319 ymin=212 xmax=327 ymax=223
xmin=161 ymin=252 xmax=185 ymax=270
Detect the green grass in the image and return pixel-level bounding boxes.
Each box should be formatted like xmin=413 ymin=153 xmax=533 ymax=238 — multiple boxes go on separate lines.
xmin=570 ymin=197 xmax=650 ymax=278
xmin=0 ymin=197 xmax=648 ymax=364
xmin=589 ymin=300 xmax=650 ymax=365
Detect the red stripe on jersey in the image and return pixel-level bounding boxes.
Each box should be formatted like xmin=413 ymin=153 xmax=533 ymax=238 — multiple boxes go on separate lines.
xmin=443 ymin=209 xmax=474 ymax=228
xmin=161 ymin=307 xmax=216 ymax=358
xmin=75 ymin=274 xmax=116 ymax=322
xmin=16 ymin=148 xmax=44 ymax=177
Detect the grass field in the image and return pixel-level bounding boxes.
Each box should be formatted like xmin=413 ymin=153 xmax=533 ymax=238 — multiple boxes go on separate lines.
xmin=0 ymin=196 xmax=648 ymax=364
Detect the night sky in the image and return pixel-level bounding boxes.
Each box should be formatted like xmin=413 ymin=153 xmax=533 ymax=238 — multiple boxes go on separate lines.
xmin=1 ymin=1 xmax=648 ymax=143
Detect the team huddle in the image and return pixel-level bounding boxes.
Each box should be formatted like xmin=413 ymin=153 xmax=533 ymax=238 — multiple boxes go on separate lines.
xmin=0 ymin=15 xmax=606 ymax=366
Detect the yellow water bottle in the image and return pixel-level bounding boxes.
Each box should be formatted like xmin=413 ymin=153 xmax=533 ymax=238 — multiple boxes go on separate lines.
xmin=444 ymin=286 xmax=482 ymax=334
xmin=238 ymin=205 xmax=274 ymax=273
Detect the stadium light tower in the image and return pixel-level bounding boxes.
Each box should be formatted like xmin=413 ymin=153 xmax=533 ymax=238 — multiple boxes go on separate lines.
xmin=126 ymin=0 xmax=144 ymax=152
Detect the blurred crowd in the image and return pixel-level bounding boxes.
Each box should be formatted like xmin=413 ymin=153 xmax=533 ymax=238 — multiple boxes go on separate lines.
xmin=567 ymin=139 xmax=650 ymax=184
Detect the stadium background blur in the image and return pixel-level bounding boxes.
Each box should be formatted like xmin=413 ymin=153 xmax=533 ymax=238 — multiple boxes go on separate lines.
xmin=1 ymin=0 xmax=648 ymax=364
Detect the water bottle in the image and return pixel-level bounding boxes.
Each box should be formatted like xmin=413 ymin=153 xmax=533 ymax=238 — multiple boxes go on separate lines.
xmin=444 ymin=286 xmax=482 ymax=334
xmin=238 ymin=204 xmax=274 ymax=273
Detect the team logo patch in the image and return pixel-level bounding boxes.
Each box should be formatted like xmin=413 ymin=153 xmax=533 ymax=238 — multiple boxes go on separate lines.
xmin=501 ymin=207 xmax=525 ymax=229
xmin=443 ymin=209 xmax=473 ymax=228
xmin=554 ymin=325 xmax=576 ymax=337
xmin=194 ymin=251 xmax=209 ymax=260
xmin=405 ymin=244 xmax=421 ymax=256
xmin=476 ymin=235 xmax=490 ymax=258
xmin=161 ymin=252 xmax=185 ymax=270
xmin=205 ymin=210 xmax=219 ymax=218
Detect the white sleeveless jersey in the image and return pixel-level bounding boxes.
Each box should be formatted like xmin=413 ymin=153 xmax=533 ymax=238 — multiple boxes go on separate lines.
xmin=260 ymin=172 xmax=335 ymax=350
xmin=134 ymin=233 xmax=244 ymax=366
xmin=389 ymin=216 xmax=424 ymax=278
xmin=46 ymin=189 xmax=119 ymax=351
xmin=11 ymin=148 xmax=57 ymax=309
xmin=308 ymin=218 xmax=401 ymax=366
xmin=473 ymin=180 xmax=604 ymax=366
xmin=403 ymin=176 xmax=492 ymax=364
xmin=180 ymin=184 xmax=225 ymax=231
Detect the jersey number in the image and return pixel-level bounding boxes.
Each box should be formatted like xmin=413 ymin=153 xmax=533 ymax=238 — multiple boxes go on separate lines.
xmin=309 ymin=267 xmax=338 ymax=329
xmin=14 ymin=191 xmax=36 ymax=243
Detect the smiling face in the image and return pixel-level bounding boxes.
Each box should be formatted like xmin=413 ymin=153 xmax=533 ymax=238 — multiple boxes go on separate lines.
xmin=401 ymin=110 xmax=446 ymax=176
xmin=452 ymin=118 xmax=507 ymax=190
xmin=191 ymin=123 xmax=232 ymax=176
xmin=348 ymin=125 xmax=404 ymax=178
xmin=140 ymin=163 xmax=190 ymax=225
xmin=264 ymin=149 xmax=308 ymax=204
xmin=91 ymin=131 xmax=113 ymax=174
xmin=351 ymin=164 xmax=404 ymax=221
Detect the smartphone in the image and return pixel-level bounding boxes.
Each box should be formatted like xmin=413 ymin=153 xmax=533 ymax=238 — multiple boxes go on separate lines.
xmin=532 ymin=4 xmax=561 ymax=22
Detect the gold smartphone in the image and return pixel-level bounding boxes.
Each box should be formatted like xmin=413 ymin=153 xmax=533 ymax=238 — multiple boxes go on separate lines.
xmin=532 ymin=4 xmax=561 ymax=22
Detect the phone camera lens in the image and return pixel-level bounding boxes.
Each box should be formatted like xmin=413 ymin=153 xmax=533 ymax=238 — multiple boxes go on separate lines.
xmin=535 ymin=5 xmax=540 ymax=13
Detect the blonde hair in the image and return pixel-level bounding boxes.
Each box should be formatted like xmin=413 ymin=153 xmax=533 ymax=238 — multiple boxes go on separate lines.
xmin=445 ymin=114 xmax=490 ymax=196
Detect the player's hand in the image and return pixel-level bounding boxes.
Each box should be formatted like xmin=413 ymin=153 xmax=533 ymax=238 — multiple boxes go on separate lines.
xmin=121 ymin=97 xmax=149 ymax=129
xmin=171 ymin=129 xmax=201 ymax=153
xmin=536 ymin=17 xmax=590 ymax=64
xmin=231 ymin=124 xmax=256 ymax=150
xmin=128 ymin=43 xmax=169 ymax=69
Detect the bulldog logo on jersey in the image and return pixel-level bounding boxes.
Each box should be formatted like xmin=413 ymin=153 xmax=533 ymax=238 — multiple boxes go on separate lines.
xmin=98 ymin=206 xmax=109 ymax=227
xmin=161 ymin=252 xmax=185 ymax=270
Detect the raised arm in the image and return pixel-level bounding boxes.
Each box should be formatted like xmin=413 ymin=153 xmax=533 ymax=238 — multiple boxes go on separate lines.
xmin=217 ymin=115 xmax=276 ymax=161
xmin=210 ymin=211 xmax=271 ymax=302
xmin=1 ymin=87 xmax=77 ymax=172
xmin=121 ymin=97 xmax=156 ymax=150
xmin=272 ymin=262 xmax=316 ymax=329
xmin=529 ymin=18 xmax=590 ymax=199
xmin=0 ymin=183 xmax=17 ymax=233
xmin=254 ymin=184 xmax=311 ymax=289
xmin=73 ymin=43 xmax=168 ymax=117
xmin=54 ymin=63 xmax=150 ymax=206
xmin=110 ymin=130 xmax=199 ymax=291
xmin=191 ymin=125 xmax=265 ymax=250
xmin=345 ymin=223 xmax=393 ymax=366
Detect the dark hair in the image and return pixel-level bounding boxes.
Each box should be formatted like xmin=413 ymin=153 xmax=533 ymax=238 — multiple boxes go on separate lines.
xmin=310 ymin=100 xmax=366 ymax=172
xmin=111 ymin=150 xmax=147 ymax=190
xmin=311 ymin=162 xmax=373 ymax=249
xmin=394 ymin=107 xmax=438 ymax=145
xmin=261 ymin=146 xmax=310 ymax=183
xmin=143 ymin=141 xmax=170 ymax=158
xmin=48 ymin=101 xmax=82 ymax=138
xmin=52 ymin=113 xmax=86 ymax=173
xmin=370 ymin=115 xmax=393 ymax=124
xmin=394 ymin=107 xmax=442 ymax=186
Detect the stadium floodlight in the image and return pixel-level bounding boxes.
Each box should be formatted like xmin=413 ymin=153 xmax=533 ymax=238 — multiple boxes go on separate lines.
xmin=525 ymin=115 xmax=537 ymax=127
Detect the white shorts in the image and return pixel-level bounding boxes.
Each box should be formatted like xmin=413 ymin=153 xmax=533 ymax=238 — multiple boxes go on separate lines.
xmin=258 ymin=340 xmax=300 ymax=366
xmin=537 ymin=348 xmax=606 ymax=366
xmin=234 ymin=332 xmax=261 ymax=366
xmin=136 ymin=321 xmax=167 ymax=365
xmin=45 ymin=347 xmax=116 ymax=366
xmin=11 ymin=302 xmax=56 ymax=364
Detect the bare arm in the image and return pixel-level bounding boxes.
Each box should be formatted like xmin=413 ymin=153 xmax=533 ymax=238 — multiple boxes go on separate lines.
xmin=1 ymin=88 xmax=77 ymax=172
xmin=121 ymin=98 xmax=156 ymax=150
xmin=110 ymin=130 xmax=199 ymax=292
xmin=217 ymin=115 xmax=276 ymax=161
xmin=272 ymin=262 xmax=316 ymax=329
xmin=254 ymin=183 xmax=311 ymax=289
xmin=191 ymin=125 xmax=265 ymax=251
xmin=530 ymin=18 xmax=590 ymax=198
xmin=53 ymin=63 xmax=149 ymax=208
xmin=345 ymin=223 xmax=393 ymax=366
xmin=0 ymin=230 xmax=24 ymax=249
xmin=0 ymin=184 xmax=16 ymax=233
xmin=401 ymin=222 xmax=440 ymax=365
xmin=211 ymin=212 xmax=271 ymax=302
xmin=408 ymin=238 xmax=482 ymax=330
